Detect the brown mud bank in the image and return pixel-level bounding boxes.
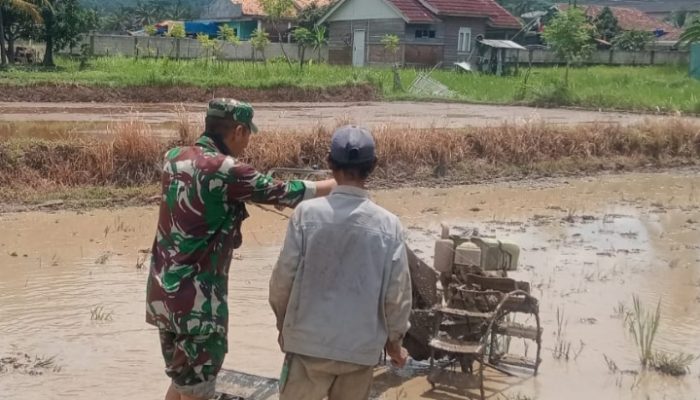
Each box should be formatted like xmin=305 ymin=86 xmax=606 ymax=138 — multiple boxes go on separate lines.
xmin=0 ymin=83 xmax=378 ymax=103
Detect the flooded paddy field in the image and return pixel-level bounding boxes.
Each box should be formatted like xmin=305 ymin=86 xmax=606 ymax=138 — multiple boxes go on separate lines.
xmin=1 ymin=172 xmax=699 ymax=399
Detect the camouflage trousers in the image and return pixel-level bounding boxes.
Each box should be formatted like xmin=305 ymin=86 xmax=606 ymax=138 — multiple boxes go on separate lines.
xmin=159 ymin=330 xmax=228 ymax=399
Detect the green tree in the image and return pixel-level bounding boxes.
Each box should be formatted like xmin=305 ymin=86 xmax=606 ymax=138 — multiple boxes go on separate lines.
xmin=542 ymin=7 xmax=595 ymax=84
xmin=166 ymin=0 xmax=193 ymax=20
xmin=612 ymin=30 xmax=653 ymax=51
xmin=197 ymin=32 xmax=216 ymax=63
xmin=167 ymin=22 xmax=185 ymax=38
xmin=381 ymin=33 xmax=400 ymax=63
xmin=678 ymin=19 xmax=700 ymax=48
xmin=0 ymin=0 xmax=46 ymax=65
xmin=100 ymin=6 xmax=138 ymax=32
xmin=133 ymin=0 xmax=159 ymax=26
xmin=217 ymin=24 xmax=235 ymax=42
xmin=38 ymin=0 xmax=98 ymax=67
xmin=217 ymin=25 xmax=241 ymax=57
xmin=1 ymin=4 xmax=36 ymax=64
xmin=311 ymin=25 xmax=326 ymax=63
xmin=381 ymin=34 xmax=402 ymax=91
xmin=667 ymin=10 xmax=696 ymax=29
xmin=215 ymin=25 xmax=238 ymax=61
xmin=259 ymin=0 xmax=294 ymax=68
xmin=250 ymin=28 xmax=270 ymax=62
xmin=292 ymin=26 xmax=313 ymax=69
xmin=594 ymin=6 xmax=620 ymax=42
xmin=296 ymin=3 xmax=330 ymax=30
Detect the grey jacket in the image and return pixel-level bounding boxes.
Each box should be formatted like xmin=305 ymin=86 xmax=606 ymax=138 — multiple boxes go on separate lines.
xmin=269 ymin=186 xmax=412 ymax=366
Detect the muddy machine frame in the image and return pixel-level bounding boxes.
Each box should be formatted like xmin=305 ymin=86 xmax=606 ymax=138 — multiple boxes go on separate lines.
xmin=406 ymin=225 xmax=542 ymax=399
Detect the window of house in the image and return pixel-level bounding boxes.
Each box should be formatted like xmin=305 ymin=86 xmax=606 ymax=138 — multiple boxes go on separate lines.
xmin=458 ymin=27 xmax=472 ymax=53
xmin=415 ymin=29 xmax=436 ymax=39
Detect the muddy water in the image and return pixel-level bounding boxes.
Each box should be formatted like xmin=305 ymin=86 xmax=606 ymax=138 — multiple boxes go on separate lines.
xmin=1 ymin=172 xmax=700 ymax=399
xmin=2 ymin=101 xmax=698 ymax=139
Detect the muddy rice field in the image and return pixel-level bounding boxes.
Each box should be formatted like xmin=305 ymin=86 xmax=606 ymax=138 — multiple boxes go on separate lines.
xmin=1 ymin=170 xmax=699 ymax=399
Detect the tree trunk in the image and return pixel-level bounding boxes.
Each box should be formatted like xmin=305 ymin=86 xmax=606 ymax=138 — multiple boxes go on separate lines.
xmin=0 ymin=7 xmax=8 ymax=66
xmin=7 ymin=37 xmax=14 ymax=63
xmin=43 ymin=9 xmax=55 ymax=67
xmin=299 ymin=46 xmax=305 ymax=70
xmin=44 ymin=34 xmax=54 ymax=66
xmin=274 ymin=22 xmax=293 ymax=69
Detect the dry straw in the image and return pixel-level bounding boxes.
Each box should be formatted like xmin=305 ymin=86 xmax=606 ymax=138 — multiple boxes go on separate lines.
xmin=1 ymin=117 xmax=699 ymax=189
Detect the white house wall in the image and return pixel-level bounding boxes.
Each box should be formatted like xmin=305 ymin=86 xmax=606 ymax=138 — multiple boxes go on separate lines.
xmin=327 ymin=0 xmax=401 ymax=22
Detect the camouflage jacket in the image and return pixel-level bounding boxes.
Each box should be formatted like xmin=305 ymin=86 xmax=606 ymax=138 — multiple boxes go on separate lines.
xmin=146 ymin=135 xmax=315 ymax=335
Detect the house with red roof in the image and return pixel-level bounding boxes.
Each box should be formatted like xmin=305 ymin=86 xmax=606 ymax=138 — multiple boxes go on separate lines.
xmin=194 ymin=0 xmax=332 ymax=40
xmin=557 ymin=4 xmax=683 ymax=41
xmin=318 ymin=0 xmax=522 ymax=66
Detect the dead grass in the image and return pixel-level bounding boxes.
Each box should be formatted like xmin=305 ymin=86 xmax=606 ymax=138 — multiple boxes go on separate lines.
xmin=1 ymin=117 xmax=699 ymax=202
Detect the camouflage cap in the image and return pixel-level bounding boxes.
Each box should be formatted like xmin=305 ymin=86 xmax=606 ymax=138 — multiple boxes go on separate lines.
xmin=206 ymin=98 xmax=258 ymax=133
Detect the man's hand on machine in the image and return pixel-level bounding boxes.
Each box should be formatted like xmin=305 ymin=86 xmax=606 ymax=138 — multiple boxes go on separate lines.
xmin=385 ymin=339 xmax=409 ymax=369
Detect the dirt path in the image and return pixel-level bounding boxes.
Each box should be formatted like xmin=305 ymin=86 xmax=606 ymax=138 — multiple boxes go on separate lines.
xmin=1 ymin=101 xmax=696 ymax=132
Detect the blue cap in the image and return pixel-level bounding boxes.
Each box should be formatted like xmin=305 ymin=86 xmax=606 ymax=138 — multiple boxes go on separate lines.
xmin=329 ymin=125 xmax=376 ymax=165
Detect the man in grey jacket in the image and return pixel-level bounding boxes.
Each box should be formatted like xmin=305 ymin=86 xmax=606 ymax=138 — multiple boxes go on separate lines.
xmin=269 ymin=125 xmax=412 ymax=400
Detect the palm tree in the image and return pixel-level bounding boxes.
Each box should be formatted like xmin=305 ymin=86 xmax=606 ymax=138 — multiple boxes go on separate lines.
xmin=133 ymin=0 xmax=159 ymax=27
xmin=312 ymin=25 xmax=327 ymax=63
xmin=678 ymin=19 xmax=700 ymax=48
xmin=667 ymin=10 xmax=692 ymax=29
xmin=0 ymin=0 xmax=45 ymax=65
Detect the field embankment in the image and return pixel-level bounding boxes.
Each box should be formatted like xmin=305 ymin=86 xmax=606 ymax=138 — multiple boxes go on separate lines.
xmin=1 ymin=117 xmax=699 ymax=210
xmin=1 ymin=57 xmax=699 ymax=114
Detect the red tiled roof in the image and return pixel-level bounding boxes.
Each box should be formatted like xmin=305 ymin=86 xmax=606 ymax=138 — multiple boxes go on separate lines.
xmin=386 ymin=0 xmax=440 ymax=23
xmin=486 ymin=0 xmax=522 ymax=29
xmin=558 ymin=4 xmax=682 ymax=40
xmin=417 ymin=0 xmax=521 ymax=29
xmin=235 ymin=0 xmax=332 ymax=17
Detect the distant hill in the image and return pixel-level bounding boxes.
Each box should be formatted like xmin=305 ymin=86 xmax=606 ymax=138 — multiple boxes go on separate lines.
xmin=80 ymin=0 xmax=212 ymax=13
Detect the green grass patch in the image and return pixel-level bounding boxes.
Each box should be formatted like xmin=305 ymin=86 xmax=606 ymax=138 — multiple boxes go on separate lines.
xmin=0 ymin=56 xmax=393 ymax=90
xmin=1 ymin=57 xmax=699 ymax=113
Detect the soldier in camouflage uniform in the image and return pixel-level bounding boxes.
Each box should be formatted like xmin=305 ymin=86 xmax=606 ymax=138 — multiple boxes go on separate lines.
xmin=146 ymin=99 xmax=336 ymax=400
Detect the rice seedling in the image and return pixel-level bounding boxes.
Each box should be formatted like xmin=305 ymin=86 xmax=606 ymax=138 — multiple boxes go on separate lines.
xmin=612 ymin=301 xmax=633 ymax=321
xmin=90 ymin=306 xmax=114 ymax=321
xmin=0 ymin=352 xmax=62 ymax=375
xmin=498 ymin=393 xmax=534 ymax=400
xmin=552 ymin=339 xmax=572 ymax=360
xmin=627 ymin=295 xmax=660 ymax=367
xmin=604 ymin=354 xmax=619 ymax=373
xmin=552 ymin=307 xmax=573 ymax=361
xmin=650 ymin=352 xmax=698 ymax=376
